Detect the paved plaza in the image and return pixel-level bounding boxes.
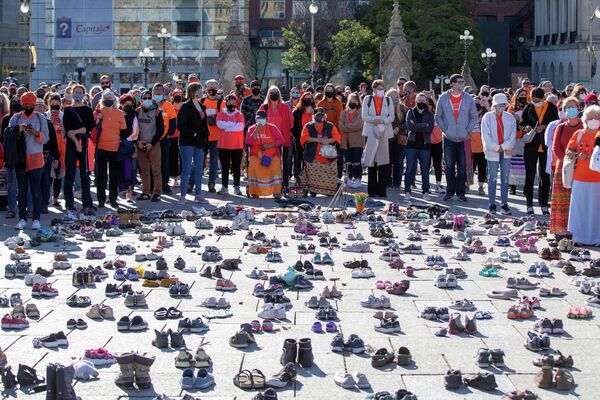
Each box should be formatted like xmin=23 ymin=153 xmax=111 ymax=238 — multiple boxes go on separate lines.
xmin=0 ymin=181 xmax=598 ymax=400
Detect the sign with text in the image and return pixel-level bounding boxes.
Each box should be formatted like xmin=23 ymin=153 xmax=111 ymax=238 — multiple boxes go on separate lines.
xmin=55 ymin=1 xmax=113 ymax=50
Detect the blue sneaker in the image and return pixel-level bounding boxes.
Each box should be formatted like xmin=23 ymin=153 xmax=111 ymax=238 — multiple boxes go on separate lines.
xmin=330 ymin=334 xmax=344 ymax=352
xmin=15 ymin=263 xmax=31 ymax=278
xmin=283 ymin=266 xmax=298 ymax=286
xmin=113 ymin=268 xmax=126 ymax=281
xmin=313 ymin=252 xmax=322 ymax=265
xmin=4 ymin=264 xmax=16 ymax=278
xmin=169 ymin=284 xmax=179 ymax=296
xmin=190 ymin=317 xmax=209 ymax=333
xmin=538 ymin=262 xmax=550 ymax=277
xmin=322 ymin=253 xmax=334 ymax=265
xmin=179 ymin=283 xmax=190 ymax=296
xmin=180 ymin=368 xmax=194 ymax=389
xmin=526 ymin=263 xmax=538 ymax=276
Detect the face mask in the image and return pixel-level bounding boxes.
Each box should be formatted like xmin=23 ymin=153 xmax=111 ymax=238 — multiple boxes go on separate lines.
xmin=103 ymin=100 xmax=114 ymax=107
xmin=251 ymin=88 xmax=261 ymax=96
xmin=533 ymin=101 xmax=542 ymax=107
xmin=207 ymin=89 xmax=217 ymax=96
xmin=579 ymin=94 xmax=586 ymax=100
xmin=235 ymin=83 xmax=243 ymax=90
xmin=256 ymin=118 xmax=266 ymax=126
xmin=50 ymin=105 xmax=60 ymax=111
xmin=173 ymin=95 xmax=182 ymax=103
xmin=142 ymin=99 xmax=153 ymax=109
xmin=587 ymin=119 xmax=600 ymax=130
xmin=291 ymin=92 xmax=300 ymax=99
xmin=566 ymin=107 xmax=578 ymax=118
xmin=124 ymin=105 xmax=134 ymax=113
xmin=73 ymin=92 xmax=84 ymax=103
xmin=495 ymin=105 xmax=507 ymax=112
xmin=481 ymin=92 xmax=489 ymax=97
xmin=23 ymin=107 xmax=34 ymax=116
xmin=269 ymin=93 xmax=280 ymax=101
xmin=153 ymin=95 xmax=163 ymax=103
xmin=348 ymin=103 xmax=358 ymax=110
xmin=375 ymin=89 xmax=385 ymax=98
xmin=417 ymin=102 xmax=427 ymax=110
xmin=325 ymin=91 xmax=334 ymax=98
xmin=518 ymin=98 xmax=527 ymax=104
xmin=302 ymin=98 xmax=312 ymax=107
xmin=314 ymin=114 xmax=324 ymax=123
xmin=226 ymin=104 xmax=236 ymax=112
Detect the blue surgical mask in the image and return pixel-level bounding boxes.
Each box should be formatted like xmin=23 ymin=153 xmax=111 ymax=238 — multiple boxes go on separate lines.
xmin=566 ymin=107 xmax=578 ymax=119
xmin=142 ymin=99 xmax=153 ymax=109
xmin=73 ymin=92 xmax=84 ymax=102
xmin=153 ymin=95 xmax=163 ymax=103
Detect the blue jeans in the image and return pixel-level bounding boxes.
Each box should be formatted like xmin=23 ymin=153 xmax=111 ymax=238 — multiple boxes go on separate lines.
xmin=207 ymin=140 xmax=218 ymax=186
xmin=487 ymin=153 xmax=511 ymax=207
xmin=16 ymin=167 xmax=42 ymax=221
xmin=389 ymin=140 xmax=405 ymax=187
xmin=404 ymin=147 xmax=431 ymax=194
xmin=179 ymin=146 xmax=205 ymax=197
xmin=443 ymin=139 xmax=466 ymax=197
xmin=343 ymin=147 xmax=363 ymax=180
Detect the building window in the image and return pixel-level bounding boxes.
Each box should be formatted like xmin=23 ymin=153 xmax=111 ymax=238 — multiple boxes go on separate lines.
xmin=177 ymin=21 xmax=200 ymax=35
xmin=260 ymin=0 xmax=285 ymax=20
xmin=260 ymin=30 xmax=285 ymax=47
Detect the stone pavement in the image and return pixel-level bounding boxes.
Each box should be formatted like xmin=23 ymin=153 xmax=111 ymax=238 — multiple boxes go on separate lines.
xmin=0 ymin=181 xmax=598 ymax=400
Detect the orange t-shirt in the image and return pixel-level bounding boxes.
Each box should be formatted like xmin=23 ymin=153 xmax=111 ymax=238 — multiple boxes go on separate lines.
xmin=203 ymin=98 xmax=226 ymax=141
xmin=496 ymin=114 xmax=504 ymax=145
xmin=317 ymin=98 xmax=344 ymax=127
xmin=450 ymin=93 xmax=462 ymax=120
xmin=568 ymin=130 xmax=600 ymax=182
xmin=373 ymin=96 xmax=383 ymax=116
xmin=300 ymin=123 xmax=341 ymax=164
xmin=159 ymin=101 xmax=177 ymax=140
xmin=98 ymin=107 xmax=126 ymax=152
xmin=301 ymin=112 xmax=313 ymax=129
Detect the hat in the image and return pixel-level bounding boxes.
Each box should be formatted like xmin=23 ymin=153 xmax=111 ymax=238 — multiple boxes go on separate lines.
xmin=188 ymin=74 xmax=199 ymax=83
xmin=250 ymin=80 xmax=261 ymax=87
xmin=234 ymin=75 xmax=245 ymax=81
xmin=255 ymin=110 xmax=267 ymax=118
xmin=35 ymin=98 xmax=44 ymax=106
xmin=492 ymin=93 xmax=509 ymax=106
xmin=314 ymin=107 xmax=325 ymax=115
xmin=20 ymin=92 xmax=37 ymax=106
xmin=584 ymin=92 xmax=598 ymax=105
xmin=119 ymin=94 xmax=135 ymax=104
xmin=225 ymin=94 xmax=238 ymax=102
xmin=141 ymin=90 xmax=151 ymax=97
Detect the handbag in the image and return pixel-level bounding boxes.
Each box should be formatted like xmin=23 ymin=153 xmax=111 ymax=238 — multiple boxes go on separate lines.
xmin=261 ymin=155 xmax=272 ymax=167
xmin=521 ymin=123 xmax=537 ymax=144
xmin=116 ymin=139 xmax=135 ymax=161
xmin=319 ymin=144 xmax=338 ymax=159
xmin=590 ymin=144 xmax=600 ymax=172
xmin=562 ymin=130 xmax=584 ymax=189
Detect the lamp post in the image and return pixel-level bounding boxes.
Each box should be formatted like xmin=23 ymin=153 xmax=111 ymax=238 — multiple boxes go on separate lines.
xmin=157 ymin=27 xmax=171 ymax=78
xmin=434 ymin=75 xmax=450 ymax=95
xmin=309 ymin=2 xmax=319 ymax=87
xmin=459 ymin=29 xmax=474 ymax=74
xmin=481 ymin=48 xmax=496 ymax=87
xmin=139 ymin=47 xmax=154 ymax=88
xmin=19 ymin=0 xmax=32 ymax=89
xmin=588 ymin=3 xmax=600 ymax=85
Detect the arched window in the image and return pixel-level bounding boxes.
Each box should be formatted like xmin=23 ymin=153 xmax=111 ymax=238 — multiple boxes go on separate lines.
xmin=558 ymin=62 xmax=564 ymax=88
xmin=568 ymin=62 xmax=574 ymax=83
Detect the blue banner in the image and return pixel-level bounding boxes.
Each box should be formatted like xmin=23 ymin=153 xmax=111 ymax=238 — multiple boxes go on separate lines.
xmin=55 ymin=0 xmax=113 ymax=50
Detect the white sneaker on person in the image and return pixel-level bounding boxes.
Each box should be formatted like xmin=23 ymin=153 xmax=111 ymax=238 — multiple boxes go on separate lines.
xmin=16 ymin=219 xmax=27 ymax=230
xmin=31 ymin=220 xmax=41 ymax=230
xmin=438 ymin=184 xmax=446 ymax=194
xmin=218 ymin=187 xmax=228 ymax=195
xmin=234 ymin=186 xmax=242 ymax=195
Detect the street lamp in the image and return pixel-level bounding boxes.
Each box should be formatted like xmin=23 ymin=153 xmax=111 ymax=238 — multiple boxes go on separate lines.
xmin=481 ymin=48 xmax=496 ymax=87
xmin=139 ymin=47 xmax=154 ymax=88
xmin=459 ymin=29 xmax=474 ymax=76
xmin=157 ymin=27 xmax=171 ymax=75
xmin=309 ymin=2 xmax=319 ymax=87
xmin=434 ymin=75 xmax=450 ymax=94
xmin=19 ymin=0 xmax=32 ymax=89
xmin=19 ymin=0 xmax=29 ymax=14
xmin=588 ymin=4 xmax=600 ymax=85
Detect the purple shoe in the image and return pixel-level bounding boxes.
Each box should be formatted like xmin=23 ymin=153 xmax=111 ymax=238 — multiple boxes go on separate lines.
xmin=326 ymin=321 xmax=337 ymax=332
xmin=311 ymin=321 xmax=323 ymax=333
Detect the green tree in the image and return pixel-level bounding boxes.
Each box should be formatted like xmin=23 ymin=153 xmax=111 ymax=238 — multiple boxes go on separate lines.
xmin=358 ymin=0 xmax=484 ymax=86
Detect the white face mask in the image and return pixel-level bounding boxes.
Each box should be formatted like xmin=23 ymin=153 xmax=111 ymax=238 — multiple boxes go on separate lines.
xmin=579 ymin=94 xmax=587 ymax=100
xmin=256 ymin=118 xmax=266 ymax=126
xmin=375 ymin=89 xmax=385 ymax=98
xmin=587 ymin=119 xmax=600 ymax=130
xmin=495 ymin=105 xmax=507 ymax=113
xmin=533 ymin=101 xmax=542 ymax=107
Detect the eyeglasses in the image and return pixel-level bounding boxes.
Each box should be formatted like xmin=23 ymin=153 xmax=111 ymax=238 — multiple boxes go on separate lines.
xmin=142 ymin=97 xmax=152 ymax=100
xmin=100 ymin=81 xmax=110 ymax=86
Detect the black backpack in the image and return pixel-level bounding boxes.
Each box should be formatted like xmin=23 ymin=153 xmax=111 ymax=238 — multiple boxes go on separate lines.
xmin=3 ymin=125 xmax=26 ymax=168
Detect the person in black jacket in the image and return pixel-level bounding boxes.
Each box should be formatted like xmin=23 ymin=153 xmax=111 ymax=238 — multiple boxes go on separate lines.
xmin=136 ymin=90 xmax=165 ymax=202
xmin=519 ymin=87 xmax=559 ymax=215
xmin=291 ymin=92 xmax=316 ymax=182
xmin=118 ymin=93 xmax=138 ymax=202
xmin=35 ymin=99 xmax=59 ymax=213
xmin=404 ymin=92 xmax=435 ymax=201
xmin=176 ymin=82 xmax=209 ymax=204
xmin=0 ymin=97 xmax=23 ymax=216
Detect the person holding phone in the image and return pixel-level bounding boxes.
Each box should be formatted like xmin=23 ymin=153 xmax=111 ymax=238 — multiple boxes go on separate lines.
xmin=136 ymin=90 xmax=164 ymax=202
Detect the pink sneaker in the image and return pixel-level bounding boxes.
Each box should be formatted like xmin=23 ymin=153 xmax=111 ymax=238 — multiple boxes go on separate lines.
xmin=404 ymin=266 xmax=415 ymax=277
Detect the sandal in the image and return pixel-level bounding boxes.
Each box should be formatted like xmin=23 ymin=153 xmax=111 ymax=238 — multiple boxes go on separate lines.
xmin=233 ymin=369 xmax=254 ymax=389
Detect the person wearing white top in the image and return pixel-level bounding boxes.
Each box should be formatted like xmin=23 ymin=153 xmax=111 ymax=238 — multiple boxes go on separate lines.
xmin=480 ymin=93 xmax=517 ymax=215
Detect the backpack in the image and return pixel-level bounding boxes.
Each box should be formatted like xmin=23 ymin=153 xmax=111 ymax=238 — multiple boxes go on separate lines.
xmin=367 ymin=95 xmax=391 ymax=111
xmin=200 ymin=98 xmax=223 ymax=126
xmin=3 ymin=125 xmax=26 ymax=168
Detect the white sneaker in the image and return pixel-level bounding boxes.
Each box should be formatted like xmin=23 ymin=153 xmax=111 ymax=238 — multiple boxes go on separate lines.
xmin=438 ymin=184 xmax=446 ymax=194
xmin=16 ymin=219 xmax=27 ymax=230
xmin=233 ymin=186 xmax=242 ymax=195
xmin=32 ymin=220 xmax=41 ymax=230
xmin=218 ymin=186 xmax=228 ymax=195
xmin=257 ymin=304 xmax=276 ymax=319
xmin=273 ymin=304 xmax=287 ymax=319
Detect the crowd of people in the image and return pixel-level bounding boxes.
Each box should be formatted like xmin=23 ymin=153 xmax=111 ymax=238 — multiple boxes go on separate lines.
xmin=0 ymin=72 xmax=599 ymax=245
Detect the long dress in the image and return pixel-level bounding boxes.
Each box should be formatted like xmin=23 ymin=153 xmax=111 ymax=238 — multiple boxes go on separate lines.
xmin=245 ymin=123 xmax=284 ymax=197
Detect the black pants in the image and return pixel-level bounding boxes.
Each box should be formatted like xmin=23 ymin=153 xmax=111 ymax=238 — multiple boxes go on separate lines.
xmin=292 ymin=136 xmax=303 ymax=181
xmin=472 ymin=152 xmax=487 ymax=183
xmin=430 ymin=141 xmax=443 ymax=182
xmin=160 ymin=138 xmax=170 ymax=188
xmin=16 ymin=167 xmax=42 ymax=221
xmin=218 ymin=148 xmax=243 ymax=188
xmin=368 ymin=164 xmax=389 ymax=197
xmin=524 ymin=147 xmax=550 ymax=208
xmin=96 ymin=149 xmax=119 ymax=205
xmin=282 ymin=146 xmax=291 ymax=189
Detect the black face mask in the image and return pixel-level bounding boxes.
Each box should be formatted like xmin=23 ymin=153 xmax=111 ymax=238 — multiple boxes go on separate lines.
xmin=325 ymin=91 xmax=334 ymax=98
xmin=518 ymin=98 xmax=527 ymax=104
xmin=11 ymin=102 xmax=21 ymax=113
xmin=251 ymin=88 xmax=261 ymax=96
xmin=302 ymin=98 xmax=312 ymax=107
xmin=124 ymin=105 xmax=134 ymax=113
xmin=226 ymin=104 xmax=236 ymax=112
xmin=481 ymin=92 xmax=489 ymax=97
xmin=314 ymin=114 xmax=324 ymax=123
xmin=23 ymin=107 xmax=34 ymax=116
xmin=50 ymin=105 xmax=60 ymax=111
xmin=348 ymin=103 xmax=358 ymax=109
xmin=173 ymin=95 xmax=182 ymax=103
xmin=476 ymin=104 xmax=482 ymax=111
xmin=417 ymin=102 xmax=427 ymax=110
xmin=269 ymin=93 xmax=280 ymax=101
xmin=103 ymin=100 xmax=114 ymax=107
xmin=235 ymin=83 xmax=243 ymax=90
xmin=207 ymin=89 xmax=217 ymax=96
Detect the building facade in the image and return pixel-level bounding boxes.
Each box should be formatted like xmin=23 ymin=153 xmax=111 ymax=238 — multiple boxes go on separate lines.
xmin=530 ymin=0 xmax=600 ymax=90
xmin=31 ymin=0 xmax=249 ymax=91
xmin=0 ymin=0 xmax=30 ymax=85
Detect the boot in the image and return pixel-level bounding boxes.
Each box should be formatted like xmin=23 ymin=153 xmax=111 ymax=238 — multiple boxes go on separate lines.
xmin=134 ymin=352 xmax=155 ymax=389
xmin=200 ymin=266 xmax=213 ymax=278
xmin=1 ymin=366 xmax=17 ymax=389
xmin=152 ymin=330 xmax=169 ymax=349
xmin=297 ymin=338 xmax=314 ymax=368
xmin=130 ymin=209 xmax=141 ymax=227
xmin=55 ymin=364 xmax=77 ymax=400
xmin=212 ymin=265 xmax=223 ymax=279
xmin=46 ymin=364 xmax=57 ymax=400
xmin=17 ymin=364 xmax=43 ymax=386
xmin=535 ymin=366 xmax=553 ymax=389
xmin=280 ymin=338 xmax=297 ymax=365
xmin=118 ymin=209 xmax=130 ymax=228
xmin=169 ymin=329 xmax=186 ymax=348
xmin=114 ymin=352 xmax=135 ymax=388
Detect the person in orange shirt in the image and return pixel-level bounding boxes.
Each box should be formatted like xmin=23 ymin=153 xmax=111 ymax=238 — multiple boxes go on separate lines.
xmin=316 ymin=83 xmax=344 ymax=128
xmin=232 ymin=75 xmax=251 ymax=108
xmin=469 ymin=96 xmax=487 ymax=195
xmin=566 ymin=105 xmax=600 ymax=246
xmin=201 ymin=79 xmax=226 ymax=193
xmin=94 ymin=90 xmax=126 ymax=208
xmin=152 ymin=83 xmax=177 ymax=194
xmin=299 ymin=107 xmax=341 ymax=196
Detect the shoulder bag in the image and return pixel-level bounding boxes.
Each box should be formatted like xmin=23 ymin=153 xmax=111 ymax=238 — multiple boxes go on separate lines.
xmin=562 ymin=130 xmax=584 ymax=189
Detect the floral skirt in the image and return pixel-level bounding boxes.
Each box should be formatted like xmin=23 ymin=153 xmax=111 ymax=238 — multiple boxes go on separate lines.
xmin=247 ymin=155 xmax=282 ymax=197
xmin=301 ymin=161 xmax=338 ymax=196
xmin=549 ymin=173 xmax=571 ymax=234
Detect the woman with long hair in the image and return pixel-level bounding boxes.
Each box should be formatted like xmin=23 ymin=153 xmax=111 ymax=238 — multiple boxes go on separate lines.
xmin=291 ymin=91 xmax=316 ymax=182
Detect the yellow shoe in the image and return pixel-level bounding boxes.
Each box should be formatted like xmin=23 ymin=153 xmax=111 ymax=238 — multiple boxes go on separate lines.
xmin=159 ymin=277 xmax=178 ymax=288
xmin=134 ymin=266 xmax=145 ymax=278
xmin=142 ymin=279 xmax=159 ymax=288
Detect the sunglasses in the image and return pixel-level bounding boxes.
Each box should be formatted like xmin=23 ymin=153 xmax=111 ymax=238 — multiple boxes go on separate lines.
xmin=100 ymin=82 xmax=110 ymax=86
